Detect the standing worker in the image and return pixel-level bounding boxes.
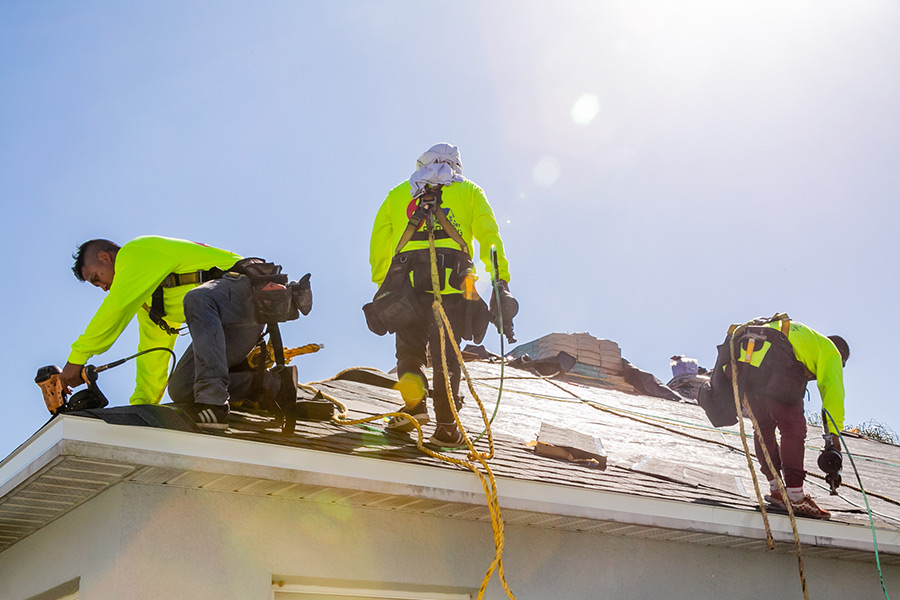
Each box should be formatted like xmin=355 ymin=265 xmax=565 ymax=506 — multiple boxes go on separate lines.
xmin=60 ymin=236 xmax=302 ymax=430
xmin=703 ymin=315 xmax=849 ymax=519
xmin=366 ymin=143 xmax=518 ymax=446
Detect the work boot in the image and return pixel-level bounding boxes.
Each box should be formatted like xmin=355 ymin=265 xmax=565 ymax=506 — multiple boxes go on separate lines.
xmin=386 ymin=401 xmax=429 ymax=432
xmin=790 ymin=494 xmax=831 ymax=519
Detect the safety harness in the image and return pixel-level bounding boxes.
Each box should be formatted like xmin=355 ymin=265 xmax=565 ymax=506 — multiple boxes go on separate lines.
xmin=145 ymin=258 xmax=313 ymax=434
xmin=730 ymin=314 xmax=814 ymax=406
xmin=147 ymin=267 xmax=227 ymax=335
xmin=364 ymin=185 xmax=492 ymax=343
xmin=699 ymin=313 xmax=812 ymax=428
xmin=394 ymin=184 xmax=469 ymax=256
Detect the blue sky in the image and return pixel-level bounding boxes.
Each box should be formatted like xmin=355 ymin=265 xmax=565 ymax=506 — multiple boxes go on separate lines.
xmin=2 ymin=1 xmax=898 ymax=460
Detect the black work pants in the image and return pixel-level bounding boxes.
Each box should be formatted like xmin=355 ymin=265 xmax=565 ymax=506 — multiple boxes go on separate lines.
xmin=395 ymin=292 xmax=466 ymax=428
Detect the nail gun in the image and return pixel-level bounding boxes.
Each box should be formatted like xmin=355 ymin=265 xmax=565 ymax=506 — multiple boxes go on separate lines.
xmin=817 ymin=409 xmax=843 ymax=495
xmin=34 ymin=364 xmax=108 ymax=415
xmin=34 ymin=347 xmax=176 ymax=415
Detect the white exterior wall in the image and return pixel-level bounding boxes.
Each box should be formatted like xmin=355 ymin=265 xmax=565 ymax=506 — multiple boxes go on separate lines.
xmin=1 ymin=481 xmax=896 ymax=600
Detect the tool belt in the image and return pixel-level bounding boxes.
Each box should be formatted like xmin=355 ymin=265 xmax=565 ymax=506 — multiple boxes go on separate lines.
xmin=230 ymin=258 xmax=312 ymax=325
xmin=148 ymin=257 xmax=313 ymax=334
xmin=363 ymin=248 xmax=490 ymax=342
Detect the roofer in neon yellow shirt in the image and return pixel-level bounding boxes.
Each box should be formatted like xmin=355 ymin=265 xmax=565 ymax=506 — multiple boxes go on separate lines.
xmin=60 ymin=236 xmax=299 ymax=430
xmin=703 ymin=316 xmax=849 ymax=519
xmin=366 ymin=143 xmax=518 ymax=447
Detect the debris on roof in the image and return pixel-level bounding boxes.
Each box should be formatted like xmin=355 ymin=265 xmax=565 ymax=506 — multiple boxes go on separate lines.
xmin=508 ymin=332 xmax=633 ymax=391
xmin=621 ymin=360 xmax=683 ymax=402
xmin=667 ymin=355 xmax=710 ymax=400
xmin=508 ymin=332 xmax=686 ymax=402
xmin=532 ymin=421 xmax=607 ymax=469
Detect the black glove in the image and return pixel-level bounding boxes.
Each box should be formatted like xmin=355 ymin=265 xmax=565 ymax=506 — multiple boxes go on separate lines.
xmin=489 ymin=280 xmax=518 ymax=343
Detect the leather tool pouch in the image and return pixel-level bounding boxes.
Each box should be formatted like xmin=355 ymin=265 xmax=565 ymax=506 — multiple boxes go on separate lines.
xmin=462 ymin=295 xmax=491 ymax=344
xmin=698 ymin=339 xmax=739 ymax=427
xmin=363 ymin=249 xmax=491 ymax=342
xmin=363 ymin=254 xmax=422 ymax=336
xmin=232 ymin=258 xmax=294 ymax=324
xmin=291 ymin=273 xmax=313 ymax=317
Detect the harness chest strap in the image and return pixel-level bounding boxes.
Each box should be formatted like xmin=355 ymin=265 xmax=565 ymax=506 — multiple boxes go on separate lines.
xmin=394 ymin=187 xmax=470 ymax=256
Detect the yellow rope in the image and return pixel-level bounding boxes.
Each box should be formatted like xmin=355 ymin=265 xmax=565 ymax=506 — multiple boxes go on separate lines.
xmin=300 ymin=216 xmax=515 ymax=600
xmin=726 ymin=329 xmax=776 ymax=549
xmin=729 ymin=323 xmax=809 ymax=600
xmin=425 ymin=222 xmax=514 ymax=600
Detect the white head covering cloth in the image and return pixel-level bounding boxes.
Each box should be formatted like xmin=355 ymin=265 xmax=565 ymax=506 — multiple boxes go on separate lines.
xmin=409 ymin=143 xmax=465 ymax=198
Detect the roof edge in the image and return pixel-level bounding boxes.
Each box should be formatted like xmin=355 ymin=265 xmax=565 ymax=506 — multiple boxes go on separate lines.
xmin=2 ymin=415 xmax=897 ymax=556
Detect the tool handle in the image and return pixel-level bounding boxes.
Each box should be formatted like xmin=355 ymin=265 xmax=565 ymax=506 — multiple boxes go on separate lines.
xmin=35 ymin=366 xmax=67 ymax=414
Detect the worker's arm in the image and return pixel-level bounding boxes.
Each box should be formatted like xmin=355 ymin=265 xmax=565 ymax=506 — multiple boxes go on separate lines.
xmin=469 ymin=182 xmax=511 ymax=282
xmin=815 ymin=343 xmax=846 ymax=434
xmin=369 ymin=196 xmax=395 ymax=287
xmin=789 ymin=324 xmax=846 ymax=433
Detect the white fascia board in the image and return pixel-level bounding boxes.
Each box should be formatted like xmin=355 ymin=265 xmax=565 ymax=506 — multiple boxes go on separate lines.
xmin=2 ymin=415 xmax=898 ymax=556
xmin=0 ymin=417 xmax=66 ymax=497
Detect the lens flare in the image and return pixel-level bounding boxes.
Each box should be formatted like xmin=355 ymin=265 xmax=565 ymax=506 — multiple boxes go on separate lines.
xmin=571 ymin=93 xmax=601 ymax=125
xmin=394 ymin=373 xmax=426 ymax=406
xmin=532 ymin=156 xmax=561 ymax=187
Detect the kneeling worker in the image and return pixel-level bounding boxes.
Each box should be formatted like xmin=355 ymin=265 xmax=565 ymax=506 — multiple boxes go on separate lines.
xmin=720 ymin=317 xmax=849 ymax=519
xmin=367 ymin=143 xmax=518 ymax=446
xmin=60 ymin=235 xmax=298 ymax=430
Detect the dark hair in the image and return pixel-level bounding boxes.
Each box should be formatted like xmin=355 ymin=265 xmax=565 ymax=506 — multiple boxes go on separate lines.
xmin=72 ymin=239 xmax=120 ymax=281
xmin=827 ymin=335 xmax=850 ymax=365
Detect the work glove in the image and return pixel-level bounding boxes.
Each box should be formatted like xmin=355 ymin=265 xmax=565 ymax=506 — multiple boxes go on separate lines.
xmin=489 ymin=279 xmax=518 ymax=344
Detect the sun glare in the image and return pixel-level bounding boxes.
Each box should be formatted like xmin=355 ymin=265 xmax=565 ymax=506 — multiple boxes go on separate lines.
xmin=571 ymin=94 xmax=601 ymax=125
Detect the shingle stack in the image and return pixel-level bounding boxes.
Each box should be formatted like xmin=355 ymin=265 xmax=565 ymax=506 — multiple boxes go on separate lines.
xmin=508 ymin=332 xmax=633 ymax=392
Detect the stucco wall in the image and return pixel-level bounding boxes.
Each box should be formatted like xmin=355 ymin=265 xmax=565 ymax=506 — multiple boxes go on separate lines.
xmin=1 ymin=481 xmax=896 ymax=600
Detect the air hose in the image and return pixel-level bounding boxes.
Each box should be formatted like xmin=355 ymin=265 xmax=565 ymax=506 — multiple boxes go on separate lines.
xmin=94 ymin=347 xmax=178 ymax=378
xmin=466 ymin=245 xmax=507 ymax=447
xmin=824 ymin=409 xmax=892 ymax=600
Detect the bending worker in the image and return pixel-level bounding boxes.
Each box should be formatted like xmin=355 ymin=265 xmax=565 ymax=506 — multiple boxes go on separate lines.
xmin=366 ymin=143 xmax=518 ymax=447
xmin=60 ymin=236 xmax=298 ymax=430
xmin=727 ymin=316 xmax=849 ymax=519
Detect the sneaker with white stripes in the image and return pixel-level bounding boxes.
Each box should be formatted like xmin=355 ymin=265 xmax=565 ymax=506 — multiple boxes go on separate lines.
xmin=184 ymin=403 xmax=230 ymax=431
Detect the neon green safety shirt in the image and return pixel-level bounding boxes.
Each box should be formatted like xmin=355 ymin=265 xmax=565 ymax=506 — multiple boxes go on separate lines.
xmin=369 ymin=179 xmax=511 ymax=292
xmin=68 ymin=236 xmax=242 ymax=404
xmin=739 ymin=320 xmax=846 ymax=432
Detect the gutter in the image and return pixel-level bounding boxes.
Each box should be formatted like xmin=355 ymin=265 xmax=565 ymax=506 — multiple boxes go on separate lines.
xmin=2 ymin=415 xmax=898 ymax=557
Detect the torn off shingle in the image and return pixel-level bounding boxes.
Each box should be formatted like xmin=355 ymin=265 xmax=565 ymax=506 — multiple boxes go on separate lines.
xmin=535 ymin=422 xmax=608 ymax=470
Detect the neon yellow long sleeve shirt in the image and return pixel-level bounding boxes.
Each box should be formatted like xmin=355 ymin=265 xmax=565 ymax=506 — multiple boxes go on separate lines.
xmin=768 ymin=320 xmax=846 ymax=433
xmin=68 ymin=236 xmax=242 ymax=404
xmin=369 ymin=179 xmax=511 ymax=290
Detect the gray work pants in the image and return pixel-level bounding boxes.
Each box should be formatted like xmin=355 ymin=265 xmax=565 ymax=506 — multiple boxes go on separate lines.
xmin=168 ymin=275 xmax=272 ymax=406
